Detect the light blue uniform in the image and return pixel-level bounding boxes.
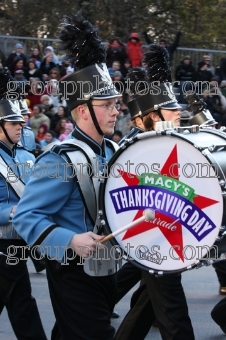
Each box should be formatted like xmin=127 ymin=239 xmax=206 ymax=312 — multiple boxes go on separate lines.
xmin=20 ymin=126 xmax=36 ymax=151
xmin=13 ymin=126 xmax=114 ymax=261
xmin=0 ymin=141 xmax=35 ymax=225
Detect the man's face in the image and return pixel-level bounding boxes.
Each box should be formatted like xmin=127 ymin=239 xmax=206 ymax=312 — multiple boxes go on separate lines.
xmin=112 ymin=62 xmax=120 ymax=70
xmin=0 ymin=121 xmax=22 ymax=146
xmin=33 ymin=106 xmax=40 ymax=115
xmin=16 ymin=48 xmax=22 ymax=54
xmin=45 ymin=133 xmax=53 ymax=143
xmin=161 ymin=108 xmax=180 ymax=126
xmin=91 ymin=99 xmax=119 ymax=136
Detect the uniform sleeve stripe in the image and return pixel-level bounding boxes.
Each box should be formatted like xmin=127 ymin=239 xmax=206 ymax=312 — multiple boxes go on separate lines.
xmin=32 ymin=225 xmax=58 ymax=248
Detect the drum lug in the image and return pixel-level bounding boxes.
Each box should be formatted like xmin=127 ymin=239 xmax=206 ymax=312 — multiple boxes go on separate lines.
xmin=100 ymin=219 xmax=105 ymax=225
xmin=222 ymin=191 xmax=226 ymax=197
xmin=202 ymin=148 xmax=210 ymax=156
xmin=176 ymin=125 xmax=200 ymax=134
xmin=98 ymin=210 xmax=103 ymax=216
xmin=219 ymin=180 xmax=226 ymax=187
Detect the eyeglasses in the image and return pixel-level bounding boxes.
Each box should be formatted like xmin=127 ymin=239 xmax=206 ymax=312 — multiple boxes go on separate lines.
xmin=91 ymin=103 xmax=120 ymax=112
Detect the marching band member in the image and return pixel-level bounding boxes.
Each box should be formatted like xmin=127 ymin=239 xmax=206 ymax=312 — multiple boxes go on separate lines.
xmin=114 ymin=45 xmax=195 ymax=340
xmin=13 ymin=12 xmax=121 ymax=340
xmin=0 ymin=68 xmax=47 ymax=339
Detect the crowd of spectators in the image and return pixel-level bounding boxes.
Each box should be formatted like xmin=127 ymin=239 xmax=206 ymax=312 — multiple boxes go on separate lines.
xmin=1 ymin=36 xmax=226 ymax=149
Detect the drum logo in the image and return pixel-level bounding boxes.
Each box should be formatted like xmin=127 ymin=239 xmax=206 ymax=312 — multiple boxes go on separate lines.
xmin=109 ymin=145 xmax=219 ymax=263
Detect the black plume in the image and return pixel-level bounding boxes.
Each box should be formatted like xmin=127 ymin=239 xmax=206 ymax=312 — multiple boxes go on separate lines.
xmin=0 ymin=67 xmax=21 ymax=100
xmin=59 ymin=10 xmax=106 ymax=69
xmin=126 ymin=67 xmax=147 ymax=96
xmin=144 ymin=44 xmax=172 ymax=82
xmin=184 ymin=91 xmax=207 ymax=114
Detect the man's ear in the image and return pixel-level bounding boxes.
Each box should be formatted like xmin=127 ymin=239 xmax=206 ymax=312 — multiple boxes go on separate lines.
xmin=149 ymin=112 xmax=161 ymax=122
xmin=76 ymin=104 xmax=89 ymax=121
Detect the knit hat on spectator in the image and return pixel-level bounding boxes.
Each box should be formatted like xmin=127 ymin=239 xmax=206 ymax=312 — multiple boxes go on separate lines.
xmin=40 ymin=95 xmax=50 ymax=103
xmin=198 ymin=61 xmax=206 ymax=69
xmin=15 ymin=43 xmax=23 ymax=49
xmin=114 ymin=71 xmax=122 ymax=77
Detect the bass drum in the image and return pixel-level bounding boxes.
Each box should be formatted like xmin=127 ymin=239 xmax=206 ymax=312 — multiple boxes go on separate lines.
xmin=99 ymin=128 xmax=226 ymax=274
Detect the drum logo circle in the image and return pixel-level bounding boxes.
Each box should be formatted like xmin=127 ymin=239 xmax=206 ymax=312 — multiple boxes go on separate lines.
xmin=104 ymin=140 xmax=223 ymax=272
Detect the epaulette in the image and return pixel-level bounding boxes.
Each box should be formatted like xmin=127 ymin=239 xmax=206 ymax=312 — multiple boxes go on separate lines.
xmin=105 ymin=138 xmax=119 ymax=153
xmin=24 ymin=126 xmax=31 ymax=130
xmin=51 ymin=143 xmax=80 ymax=155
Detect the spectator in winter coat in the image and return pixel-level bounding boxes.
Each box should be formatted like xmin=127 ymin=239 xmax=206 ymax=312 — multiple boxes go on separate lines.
xmin=44 ymin=46 xmax=59 ymax=65
xmin=106 ymin=38 xmax=128 ymax=68
xmin=6 ymin=43 xmax=27 ymax=71
xmin=175 ymin=55 xmax=196 ymax=103
xmin=127 ymin=33 xmax=144 ymax=67
xmin=30 ymin=104 xmax=50 ymax=136
xmin=143 ymin=31 xmax=182 ymax=65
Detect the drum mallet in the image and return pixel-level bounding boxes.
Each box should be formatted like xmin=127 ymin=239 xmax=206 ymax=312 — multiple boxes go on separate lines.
xmin=100 ymin=209 xmax=155 ymax=243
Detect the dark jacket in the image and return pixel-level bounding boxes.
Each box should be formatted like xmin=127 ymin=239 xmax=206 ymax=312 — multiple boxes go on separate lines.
xmin=175 ymin=62 xmax=196 ymax=81
xmin=143 ymin=31 xmax=182 ymax=64
xmin=6 ymin=52 xmax=27 ymax=71
xmin=106 ymin=38 xmax=128 ymax=68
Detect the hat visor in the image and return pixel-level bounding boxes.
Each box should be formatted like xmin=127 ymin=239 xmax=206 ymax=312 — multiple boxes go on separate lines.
xmin=200 ymin=119 xmax=217 ymax=126
xmin=160 ymin=102 xmax=182 ymax=110
xmin=21 ymin=109 xmax=31 ymax=115
xmin=2 ymin=115 xmax=25 ymax=122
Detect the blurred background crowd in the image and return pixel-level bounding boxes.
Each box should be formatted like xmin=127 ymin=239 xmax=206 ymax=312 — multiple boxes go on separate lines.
xmin=3 ymin=30 xmax=226 ymax=150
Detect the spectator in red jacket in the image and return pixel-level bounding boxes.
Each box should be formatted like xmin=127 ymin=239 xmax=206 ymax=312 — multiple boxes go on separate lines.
xmin=127 ymin=33 xmax=144 ymax=67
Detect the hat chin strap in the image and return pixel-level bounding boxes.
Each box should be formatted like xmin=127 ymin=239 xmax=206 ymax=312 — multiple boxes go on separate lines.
xmin=0 ymin=121 xmax=15 ymax=145
xmin=156 ymin=108 xmax=165 ymax=121
xmin=87 ymin=101 xmax=104 ymax=136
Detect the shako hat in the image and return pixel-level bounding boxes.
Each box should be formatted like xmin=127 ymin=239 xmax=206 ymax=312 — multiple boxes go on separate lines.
xmin=19 ymin=98 xmax=31 ymax=116
xmin=0 ymin=67 xmax=24 ymax=123
xmin=127 ymin=99 xmax=142 ymax=120
xmin=127 ymin=44 xmax=181 ymax=117
xmin=58 ymin=11 xmax=120 ymax=112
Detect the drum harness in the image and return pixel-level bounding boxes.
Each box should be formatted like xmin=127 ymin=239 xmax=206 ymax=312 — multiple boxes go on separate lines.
xmin=52 ymin=138 xmax=122 ymax=276
xmin=0 ymin=155 xmax=25 ymax=240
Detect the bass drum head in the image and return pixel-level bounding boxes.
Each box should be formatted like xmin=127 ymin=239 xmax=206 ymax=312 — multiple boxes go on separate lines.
xmin=100 ymin=132 xmax=223 ymax=273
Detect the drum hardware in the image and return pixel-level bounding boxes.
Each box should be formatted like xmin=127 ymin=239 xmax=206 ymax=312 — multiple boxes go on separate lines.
xmin=176 ymin=125 xmax=200 ymax=134
xmin=148 ymin=269 xmax=164 ymax=277
xmin=195 ymin=259 xmax=213 ymax=269
xmin=202 ymin=148 xmax=211 ymax=155
xmin=207 ymin=145 xmax=226 ymax=152
xmin=222 ymin=192 xmax=226 ymax=197
xmin=219 ymin=180 xmax=226 ymax=187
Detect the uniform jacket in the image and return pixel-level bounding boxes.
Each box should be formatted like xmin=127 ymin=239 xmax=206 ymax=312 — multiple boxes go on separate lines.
xmin=13 ymin=126 xmax=115 ymax=261
xmin=0 ymin=141 xmax=35 ymax=226
xmin=20 ymin=126 xmax=36 ymax=151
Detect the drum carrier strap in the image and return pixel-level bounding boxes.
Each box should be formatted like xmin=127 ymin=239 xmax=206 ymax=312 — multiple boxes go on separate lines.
xmin=61 ymin=138 xmax=119 ymax=230
xmin=0 ymin=155 xmax=25 ymax=239
xmin=55 ymin=138 xmax=120 ymax=276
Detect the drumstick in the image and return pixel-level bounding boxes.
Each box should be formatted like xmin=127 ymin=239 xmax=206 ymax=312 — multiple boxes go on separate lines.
xmin=100 ymin=209 xmax=155 ymax=243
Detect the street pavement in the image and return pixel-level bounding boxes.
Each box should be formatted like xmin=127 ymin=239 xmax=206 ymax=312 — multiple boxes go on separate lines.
xmin=0 ymin=259 xmax=225 ymax=340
